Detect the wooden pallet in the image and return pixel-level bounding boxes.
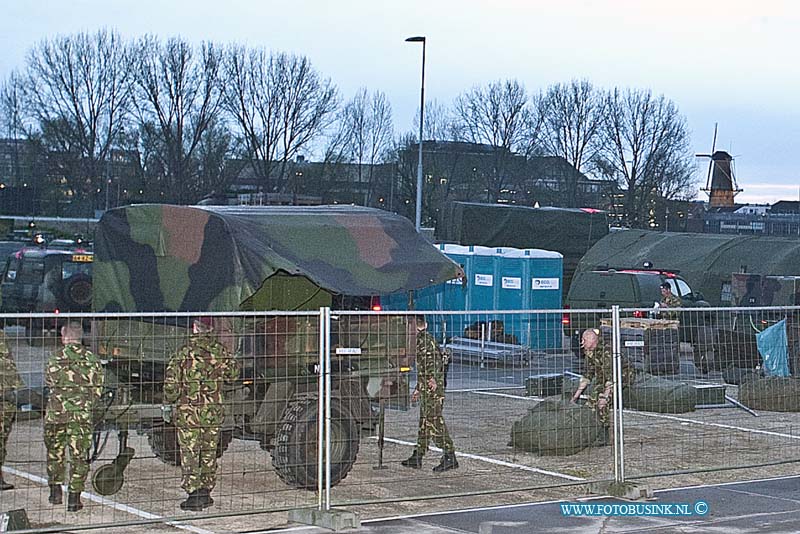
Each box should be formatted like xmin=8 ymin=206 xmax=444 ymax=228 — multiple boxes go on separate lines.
xmin=600 ymin=318 xmax=679 ymax=330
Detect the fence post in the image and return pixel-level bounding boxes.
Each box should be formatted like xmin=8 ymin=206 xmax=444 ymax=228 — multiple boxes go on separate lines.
xmin=317 ymin=307 xmax=326 ymax=510
xmin=611 ymin=305 xmax=625 ymax=484
xmin=323 ymin=307 xmax=332 ymax=511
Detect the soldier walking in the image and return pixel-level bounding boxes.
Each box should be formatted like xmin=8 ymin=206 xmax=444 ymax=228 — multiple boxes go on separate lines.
xmin=44 ymin=322 xmax=104 ymax=511
xmin=1 ymin=331 xmax=22 ymax=491
xmin=164 ymin=317 xmax=239 ymax=511
xmin=401 ymin=316 xmax=458 ymax=472
xmin=571 ymin=329 xmax=635 ymax=431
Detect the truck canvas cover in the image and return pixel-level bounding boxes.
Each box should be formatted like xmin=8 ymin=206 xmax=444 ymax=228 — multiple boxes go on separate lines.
xmin=94 ymin=204 xmax=463 ymax=312
xmin=576 ymin=230 xmax=800 ymax=306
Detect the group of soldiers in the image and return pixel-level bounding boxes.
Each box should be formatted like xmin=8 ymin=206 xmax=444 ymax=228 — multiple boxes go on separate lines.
xmin=0 ymin=318 xmax=239 ymax=513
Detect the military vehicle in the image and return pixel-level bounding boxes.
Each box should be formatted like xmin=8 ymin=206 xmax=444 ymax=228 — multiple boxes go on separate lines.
xmin=88 ymin=204 xmax=462 ymax=494
xmin=0 ymin=247 xmax=93 ymax=331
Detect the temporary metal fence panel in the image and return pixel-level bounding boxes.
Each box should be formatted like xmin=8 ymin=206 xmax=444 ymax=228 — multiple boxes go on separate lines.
xmin=0 ymin=311 xmax=323 ymax=533
xmin=327 ymin=309 xmax=614 ymax=517
xmin=616 ymin=305 xmax=800 ymax=487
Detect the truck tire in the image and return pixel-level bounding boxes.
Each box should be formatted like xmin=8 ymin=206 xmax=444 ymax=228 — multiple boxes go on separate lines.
xmin=61 ymin=274 xmax=92 ymax=311
xmin=148 ymin=424 xmax=233 ymax=466
xmin=271 ymin=398 xmax=359 ymax=490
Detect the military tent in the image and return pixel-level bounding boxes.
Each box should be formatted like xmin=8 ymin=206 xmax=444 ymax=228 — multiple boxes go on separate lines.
xmin=94 ymin=204 xmax=463 ymax=312
xmin=575 ymin=230 xmax=800 ymax=306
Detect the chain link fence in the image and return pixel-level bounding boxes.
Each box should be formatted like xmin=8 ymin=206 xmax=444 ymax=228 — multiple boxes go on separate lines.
xmin=0 ymin=306 xmax=799 ymax=532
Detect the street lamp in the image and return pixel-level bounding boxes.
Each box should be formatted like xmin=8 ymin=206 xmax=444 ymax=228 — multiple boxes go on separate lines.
xmin=406 ymin=35 xmax=426 ymax=232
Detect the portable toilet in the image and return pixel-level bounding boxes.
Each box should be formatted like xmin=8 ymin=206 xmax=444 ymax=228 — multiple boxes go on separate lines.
xmin=383 ymin=244 xmax=563 ymax=349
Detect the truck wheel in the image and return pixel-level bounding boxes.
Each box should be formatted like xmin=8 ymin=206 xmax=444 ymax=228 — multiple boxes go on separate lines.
xmin=271 ymin=398 xmax=359 ymax=490
xmin=61 ymin=274 xmax=92 ymax=310
xmin=148 ymin=424 xmax=234 ymax=466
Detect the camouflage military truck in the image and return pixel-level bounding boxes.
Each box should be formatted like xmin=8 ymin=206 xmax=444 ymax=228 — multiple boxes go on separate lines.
xmin=89 ymin=204 xmax=462 ymax=494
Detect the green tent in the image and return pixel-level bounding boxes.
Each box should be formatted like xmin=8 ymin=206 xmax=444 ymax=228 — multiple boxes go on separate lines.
xmin=576 ymin=230 xmax=800 ymax=306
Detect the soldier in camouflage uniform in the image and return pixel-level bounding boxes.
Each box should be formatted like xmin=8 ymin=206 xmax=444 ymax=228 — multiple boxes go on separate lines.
xmin=571 ymin=329 xmax=635 ymax=428
xmin=164 ymin=317 xmax=240 ymax=511
xmin=660 ymin=282 xmax=682 ymax=321
xmin=401 ymin=316 xmax=458 ymax=473
xmin=44 ymin=322 xmax=104 ymax=511
xmin=0 ymin=331 xmax=21 ymax=491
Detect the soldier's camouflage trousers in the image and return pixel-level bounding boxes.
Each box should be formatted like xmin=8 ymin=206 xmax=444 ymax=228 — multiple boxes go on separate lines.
xmin=44 ymin=420 xmax=92 ymax=492
xmin=176 ymin=410 xmax=221 ymax=493
xmin=586 ymin=389 xmax=613 ymax=427
xmin=416 ymin=392 xmax=454 ymax=455
xmin=1 ymin=402 xmax=15 ymax=466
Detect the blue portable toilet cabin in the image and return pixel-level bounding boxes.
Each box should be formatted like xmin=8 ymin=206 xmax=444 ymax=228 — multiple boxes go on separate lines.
xmin=383 ymin=244 xmax=563 ymax=349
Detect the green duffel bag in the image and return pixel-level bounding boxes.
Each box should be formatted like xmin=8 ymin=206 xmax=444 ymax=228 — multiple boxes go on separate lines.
xmin=739 ymin=377 xmax=800 ymax=412
xmin=510 ymin=396 xmax=606 ymax=456
xmin=623 ymin=373 xmax=697 ymax=414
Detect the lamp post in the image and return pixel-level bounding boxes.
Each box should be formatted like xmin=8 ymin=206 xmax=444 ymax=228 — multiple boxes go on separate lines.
xmin=406 ymin=35 xmax=426 ymax=232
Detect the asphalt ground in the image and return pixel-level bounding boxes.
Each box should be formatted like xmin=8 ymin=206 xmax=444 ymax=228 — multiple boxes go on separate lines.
xmin=261 ymin=474 xmax=800 ymax=534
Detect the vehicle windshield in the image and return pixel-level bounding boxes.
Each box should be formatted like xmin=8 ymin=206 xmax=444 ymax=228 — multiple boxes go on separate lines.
xmin=62 ymin=261 xmax=92 ymax=279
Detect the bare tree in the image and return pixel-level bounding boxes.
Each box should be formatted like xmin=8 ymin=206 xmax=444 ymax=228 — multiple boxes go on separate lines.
xmin=413 ymin=99 xmax=458 ymax=142
xmin=453 ymin=79 xmax=535 ymax=201
xmin=196 ymin=117 xmax=237 ymax=197
xmin=223 ymin=47 xmax=337 ymax=196
xmin=540 ymin=79 xmax=605 ymax=206
xmin=22 ymin=30 xmax=132 ymax=211
xmin=131 ymin=36 xmax=224 ymax=203
xmin=0 ymin=72 xmax=29 ymax=190
xmin=339 ymin=88 xmax=394 ymax=204
xmin=597 ymin=88 xmax=696 ymax=227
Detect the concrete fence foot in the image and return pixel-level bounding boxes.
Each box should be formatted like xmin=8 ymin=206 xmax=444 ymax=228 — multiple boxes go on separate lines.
xmin=288 ymin=508 xmax=360 ymax=531
xmin=588 ymin=480 xmax=654 ymax=500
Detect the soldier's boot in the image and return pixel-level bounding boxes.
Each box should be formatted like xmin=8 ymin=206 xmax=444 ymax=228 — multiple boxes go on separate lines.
xmin=432 ymin=452 xmax=459 ymax=473
xmin=48 ymin=484 xmax=62 ymax=504
xmin=67 ymin=492 xmax=83 ymax=512
xmin=400 ymin=449 xmax=423 ymax=469
xmin=196 ymin=488 xmax=213 ymax=509
xmin=181 ymin=489 xmax=205 ymax=512
xmin=595 ymin=426 xmax=611 ymax=447
xmin=0 ymin=474 xmax=13 ymax=491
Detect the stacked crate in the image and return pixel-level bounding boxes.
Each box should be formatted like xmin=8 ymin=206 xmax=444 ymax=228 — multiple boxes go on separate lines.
xmin=600 ymin=318 xmax=680 ymax=375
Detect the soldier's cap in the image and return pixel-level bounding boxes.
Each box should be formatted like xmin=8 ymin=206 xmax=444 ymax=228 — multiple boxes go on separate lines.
xmin=194 ymin=316 xmax=214 ymax=331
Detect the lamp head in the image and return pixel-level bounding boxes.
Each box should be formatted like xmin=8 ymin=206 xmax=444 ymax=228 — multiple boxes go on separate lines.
xmin=405 ymin=36 xmax=426 ymax=43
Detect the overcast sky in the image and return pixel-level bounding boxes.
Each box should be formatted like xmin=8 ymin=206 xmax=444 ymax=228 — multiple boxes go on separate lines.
xmin=2 ymin=0 xmax=799 ymax=204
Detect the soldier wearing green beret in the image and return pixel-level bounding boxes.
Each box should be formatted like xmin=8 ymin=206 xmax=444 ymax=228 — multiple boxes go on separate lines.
xmin=164 ymin=317 xmax=239 ymax=512
xmin=401 ymin=316 xmax=458 ymax=473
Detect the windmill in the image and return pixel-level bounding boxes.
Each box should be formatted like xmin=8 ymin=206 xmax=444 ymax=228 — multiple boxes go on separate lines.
xmin=696 ymin=124 xmax=743 ymax=208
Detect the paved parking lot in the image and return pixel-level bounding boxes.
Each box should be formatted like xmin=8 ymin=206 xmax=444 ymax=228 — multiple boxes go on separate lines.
xmin=265 ymin=475 xmax=800 ymax=534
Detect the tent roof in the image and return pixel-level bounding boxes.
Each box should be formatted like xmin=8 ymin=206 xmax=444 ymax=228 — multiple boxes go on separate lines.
xmin=576 ymin=230 xmax=800 ymax=305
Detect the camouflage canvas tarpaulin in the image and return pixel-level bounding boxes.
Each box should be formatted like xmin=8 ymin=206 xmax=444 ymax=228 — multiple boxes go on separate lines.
xmin=575 ymin=230 xmax=800 ymax=306
xmin=94 ymin=204 xmax=463 ymax=312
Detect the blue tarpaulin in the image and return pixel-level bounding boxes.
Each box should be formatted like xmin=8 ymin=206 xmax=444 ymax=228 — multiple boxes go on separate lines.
xmin=757 ymin=319 xmax=790 ymax=377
